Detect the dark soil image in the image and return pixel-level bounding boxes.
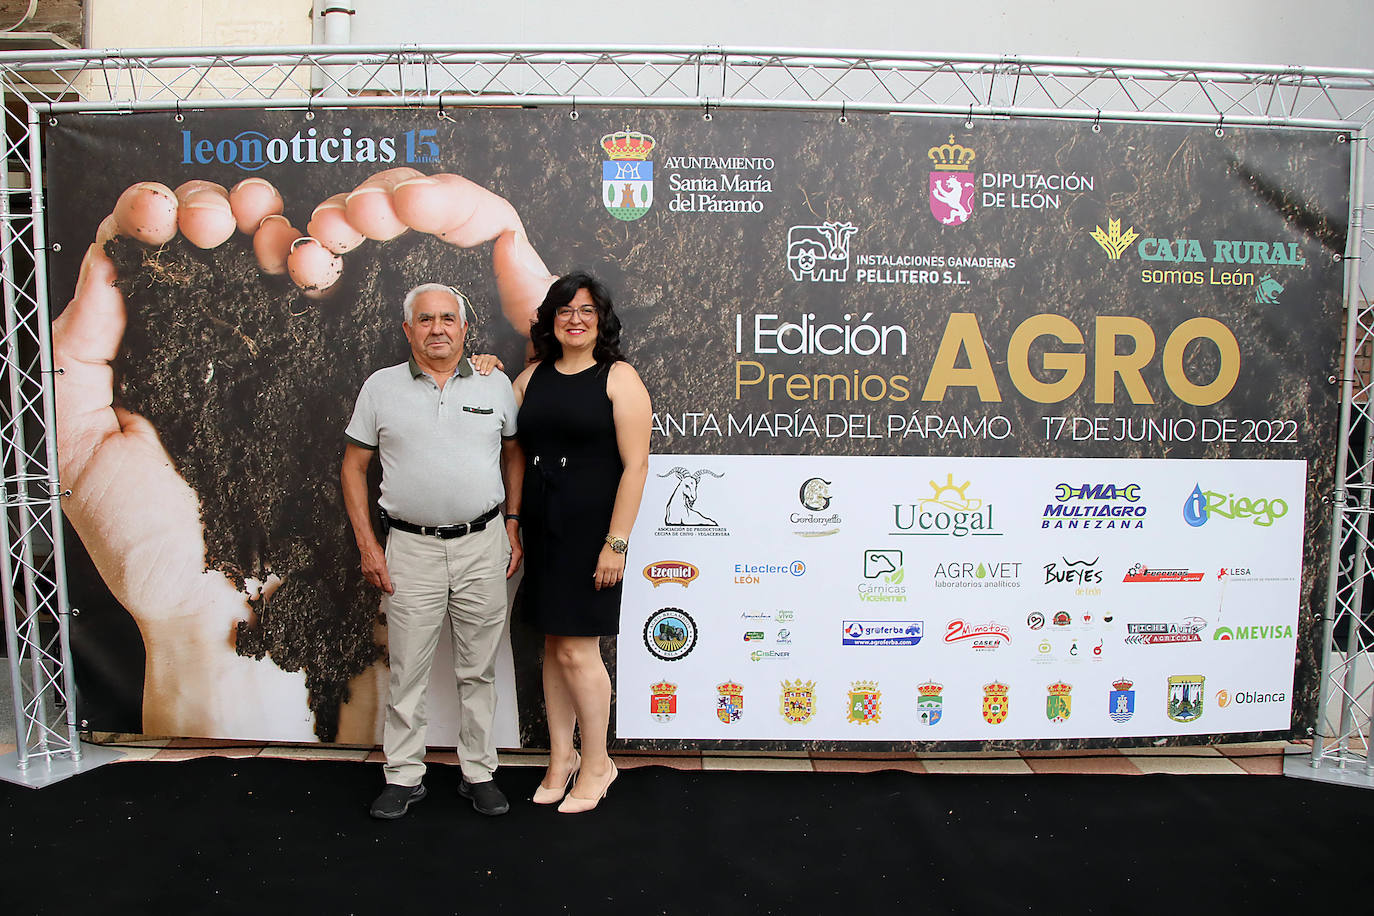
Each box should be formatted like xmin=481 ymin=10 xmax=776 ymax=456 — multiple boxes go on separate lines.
xmin=108 ymin=232 xmax=514 ymax=740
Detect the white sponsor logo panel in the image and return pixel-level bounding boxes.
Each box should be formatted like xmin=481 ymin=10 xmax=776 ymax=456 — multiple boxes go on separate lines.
xmin=617 ymin=454 xmax=1303 ymax=740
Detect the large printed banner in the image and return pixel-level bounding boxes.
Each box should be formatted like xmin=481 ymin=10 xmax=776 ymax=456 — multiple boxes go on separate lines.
xmin=44 ymin=108 xmax=1348 ymax=749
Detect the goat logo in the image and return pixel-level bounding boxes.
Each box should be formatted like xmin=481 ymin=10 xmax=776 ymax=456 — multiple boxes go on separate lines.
xmin=659 ymin=466 xmax=725 ymax=527
xmin=786 ymin=222 xmax=858 ymax=282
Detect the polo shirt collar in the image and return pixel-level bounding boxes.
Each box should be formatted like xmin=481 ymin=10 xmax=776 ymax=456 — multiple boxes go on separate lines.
xmin=408 ymin=356 xmax=472 ymax=379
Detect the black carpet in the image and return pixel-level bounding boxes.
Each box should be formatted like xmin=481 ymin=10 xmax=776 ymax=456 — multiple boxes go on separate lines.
xmin=3 ymin=756 xmax=1370 ymax=914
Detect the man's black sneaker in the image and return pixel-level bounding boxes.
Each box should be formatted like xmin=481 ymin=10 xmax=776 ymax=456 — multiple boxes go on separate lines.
xmin=370 ymin=783 xmax=427 ymax=820
xmin=458 ymin=777 xmax=510 ymax=816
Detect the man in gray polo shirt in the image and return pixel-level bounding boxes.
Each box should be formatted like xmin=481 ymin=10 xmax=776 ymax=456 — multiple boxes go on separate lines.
xmin=342 ymin=283 xmax=523 ymax=820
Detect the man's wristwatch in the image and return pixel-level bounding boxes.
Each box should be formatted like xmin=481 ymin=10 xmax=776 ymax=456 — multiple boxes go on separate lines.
xmin=604 ymin=534 xmax=629 ymax=555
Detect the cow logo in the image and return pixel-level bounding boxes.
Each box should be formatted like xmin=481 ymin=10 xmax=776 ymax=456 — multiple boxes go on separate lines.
xmin=847 ymin=680 xmax=882 ymax=724
xmin=927 ymin=135 xmax=976 ymax=225
xmin=858 ymin=549 xmax=907 ymax=603
xmin=601 ymin=129 xmax=654 ymax=221
xmin=983 ymin=682 xmax=1010 ymax=724
xmin=787 ymin=222 xmax=858 ymax=281
xmin=917 ymin=682 xmax=943 ymax=725
xmin=643 ymin=560 xmax=699 ymax=588
xmin=1046 ymin=682 xmax=1073 ymax=723
xmin=1254 ymin=274 xmax=1284 ymax=304
xmin=1089 ymin=217 xmax=1139 ymax=260
xmin=799 ymin=477 xmax=832 ymax=510
xmin=717 ymin=681 xmax=744 ymax=724
xmin=1166 ymin=674 xmax=1205 ymax=723
xmin=650 ymin=682 xmax=678 ymax=722
xmin=1108 ymin=678 xmax=1135 ymax=723
xmin=643 ymin=608 xmax=698 ymax=661
xmin=780 ymin=679 xmax=817 ymax=724
xmin=658 ymin=466 xmax=725 ymax=528
xmin=865 ymin=549 xmax=903 ymax=580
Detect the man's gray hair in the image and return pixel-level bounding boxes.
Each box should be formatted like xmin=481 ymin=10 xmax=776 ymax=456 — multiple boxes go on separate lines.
xmin=403 ymin=283 xmax=469 ymax=324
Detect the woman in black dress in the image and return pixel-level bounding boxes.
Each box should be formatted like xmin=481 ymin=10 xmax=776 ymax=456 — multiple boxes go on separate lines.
xmin=512 ymin=272 xmax=651 ymax=814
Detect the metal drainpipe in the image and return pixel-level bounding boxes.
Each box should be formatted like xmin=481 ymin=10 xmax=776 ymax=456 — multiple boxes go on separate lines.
xmin=315 ymin=0 xmax=355 ymax=93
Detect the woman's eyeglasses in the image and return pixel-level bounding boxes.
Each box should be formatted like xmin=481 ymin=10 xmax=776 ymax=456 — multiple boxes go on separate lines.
xmin=555 ymin=305 xmax=598 ymax=321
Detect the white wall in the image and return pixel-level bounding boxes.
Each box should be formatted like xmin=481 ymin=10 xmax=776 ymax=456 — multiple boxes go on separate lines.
xmin=88 ymin=0 xmax=311 ymax=49
xmin=335 ymin=0 xmax=1373 ymax=70
xmin=81 ymin=1 xmax=1372 ymax=71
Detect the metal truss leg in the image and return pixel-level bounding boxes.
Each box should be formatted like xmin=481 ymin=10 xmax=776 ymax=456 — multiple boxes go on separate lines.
xmin=1293 ymin=135 xmax=1374 ymax=789
xmin=0 ymin=99 xmax=117 ymax=788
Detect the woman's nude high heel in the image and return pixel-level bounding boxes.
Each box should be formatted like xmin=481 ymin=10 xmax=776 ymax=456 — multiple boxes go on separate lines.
xmin=557 ymin=761 xmax=617 ymax=814
xmin=532 ymin=751 xmax=580 ymax=805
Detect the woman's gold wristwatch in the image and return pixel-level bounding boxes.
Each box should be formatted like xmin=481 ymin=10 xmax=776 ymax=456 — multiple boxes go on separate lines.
xmin=604 ymin=534 xmax=629 ymax=555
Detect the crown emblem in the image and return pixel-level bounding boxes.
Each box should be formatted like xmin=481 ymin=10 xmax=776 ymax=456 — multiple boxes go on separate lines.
xmin=984 ymin=681 xmax=1009 ymax=697
xmin=651 ymin=681 xmax=676 ymax=695
xmin=1112 ymin=677 xmax=1134 ymax=692
xmin=928 ymin=134 xmax=976 ymax=171
xmin=601 ymin=129 xmax=656 ymax=160
xmin=1048 ymin=681 xmax=1073 ymax=697
xmin=917 ymin=681 xmax=944 ymax=697
xmin=718 ymin=680 xmax=742 ymax=694
xmin=851 ymin=680 xmax=880 ymax=694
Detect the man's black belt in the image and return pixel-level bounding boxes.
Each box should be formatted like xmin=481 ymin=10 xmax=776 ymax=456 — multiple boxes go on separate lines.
xmin=382 ymin=506 xmax=500 ymax=539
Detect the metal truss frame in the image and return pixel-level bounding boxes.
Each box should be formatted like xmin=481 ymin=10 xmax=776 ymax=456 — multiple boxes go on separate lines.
xmin=0 ymin=46 xmax=1371 ymax=783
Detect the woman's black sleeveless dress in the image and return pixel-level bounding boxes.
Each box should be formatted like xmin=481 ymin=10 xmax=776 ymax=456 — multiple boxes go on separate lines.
xmin=517 ymin=360 xmax=625 ymax=635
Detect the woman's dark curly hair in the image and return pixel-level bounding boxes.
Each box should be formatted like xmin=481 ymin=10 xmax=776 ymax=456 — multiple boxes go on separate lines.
xmin=530 ymin=271 xmax=626 ymax=365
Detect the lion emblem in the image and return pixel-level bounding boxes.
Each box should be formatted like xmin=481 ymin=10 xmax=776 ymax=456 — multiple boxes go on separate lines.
xmin=1254 ymin=273 xmax=1284 ymax=304
xmin=930 ymin=174 xmax=974 ymax=225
